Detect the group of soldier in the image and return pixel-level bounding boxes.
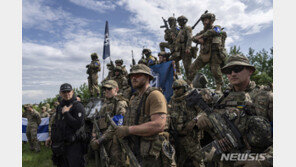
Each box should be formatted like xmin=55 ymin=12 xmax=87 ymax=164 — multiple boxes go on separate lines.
xmin=83 ymin=11 xmax=273 ymax=167
xmin=22 ymin=102 xmax=59 ymax=152
xmin=22 ymin=11 xmax=273 ymax=167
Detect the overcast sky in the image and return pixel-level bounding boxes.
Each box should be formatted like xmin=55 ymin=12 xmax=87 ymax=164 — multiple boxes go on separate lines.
xmin=22 ymin=0 xmax=273 ymax=104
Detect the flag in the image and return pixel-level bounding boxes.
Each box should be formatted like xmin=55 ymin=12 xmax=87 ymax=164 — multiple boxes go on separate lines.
xmin=103 ymin=21 xmax=110 ymax=60
xmin=150 ymin=61 xmax=174 ymax=102
xmin=22 ymin=117 xmax=49 ymax=141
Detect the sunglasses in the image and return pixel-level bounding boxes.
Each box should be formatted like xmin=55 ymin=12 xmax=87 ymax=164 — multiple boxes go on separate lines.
xmin=103 ymin=87 xmax=113 ymax=91
xmin=224 ymin=66 xmax=245 ymax=74
xmin=172 ymin=86 xmax=183 ymax=90
xmin=61 ymin=90 xmax=71 ymax=93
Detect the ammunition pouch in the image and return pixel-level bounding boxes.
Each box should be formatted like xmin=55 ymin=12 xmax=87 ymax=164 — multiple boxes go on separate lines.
xmin=98 ymin=117 xmax=108 ymax=129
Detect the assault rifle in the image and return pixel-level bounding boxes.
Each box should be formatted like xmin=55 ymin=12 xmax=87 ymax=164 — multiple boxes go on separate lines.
xmin=192 ymin=10 xmax=208 ymax=30
xmin=160 ymin=17 xmax=169 ymax=30
xmin=185 ymin=89 xmax=244 ymax=160
xmin=93 ymin=111 xmax=109 ymax=167
xmin=106 ymin=113 xmax=141 ymax=167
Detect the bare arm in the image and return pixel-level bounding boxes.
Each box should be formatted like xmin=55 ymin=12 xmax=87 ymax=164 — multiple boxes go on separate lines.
xmin=128 ymin=113 xmax=167 ymax=137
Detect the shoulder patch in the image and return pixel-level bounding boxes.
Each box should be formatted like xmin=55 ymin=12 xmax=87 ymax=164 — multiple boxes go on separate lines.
xmin=213 ymin=26 xmax=221 ymax=33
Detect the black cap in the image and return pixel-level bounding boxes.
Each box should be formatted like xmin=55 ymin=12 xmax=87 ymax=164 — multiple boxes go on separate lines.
xmin=60 ymin=83 xmax=72 ymax=92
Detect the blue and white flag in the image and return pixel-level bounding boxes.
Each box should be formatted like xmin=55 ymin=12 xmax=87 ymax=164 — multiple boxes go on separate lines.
xmin=103 ymin=21 xmax=110 ymax=60
xmin=150 ymin=61 xmax=174 ymax=102
xmin=22 ymin=117 xmax=49 ymax=141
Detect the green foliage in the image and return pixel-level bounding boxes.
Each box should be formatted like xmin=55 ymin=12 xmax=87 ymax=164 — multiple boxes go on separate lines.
xmin=22 ymin=143 xmax=95 ymax=166
xmin=73 ymin=83 xmax=92 ymax=105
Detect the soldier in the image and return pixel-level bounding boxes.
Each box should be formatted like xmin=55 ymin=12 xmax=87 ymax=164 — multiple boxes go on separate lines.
xmin=114 ymin=64 xmax=175 ymax=167
xmin=159 ymin=16 xmax=179 ymax=53
xmin=169 ymin=79 xmax=205 ymax=167
xmin=86 ymin=52 xmax=101 ymax=97
xmin=22 ymin=104 xmax=41 ymax=152
xmin=115 ymin=59 xmax=128 ymax=77
xmin=189 ymin=12 xmax=227 ymax=93
xmin=140 ymin=48 xmax=158 ymax=66
xmin=46 ymin=101 xmax=59 ymax=145
xmin=171 ymin=15 xmax=193 ymax=78
xmin=90 ymin=80 xmax=128 ymax=167
xmin=111 ymin=66 xmax=132 ymax=99
xmin=45 ymin=103 xmax=52 ymax=113
xmin=192 ymin=54 xmax=273 ymax=166
xmin=40 ymin=106 xmax=50 ymax=118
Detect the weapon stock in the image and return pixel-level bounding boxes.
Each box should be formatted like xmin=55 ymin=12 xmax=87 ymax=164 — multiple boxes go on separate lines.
xmin=132 ymin=50 xmax=136 ymax=66
xmin=93 ymin=110 xmax=109 ymax=167
xmin=192 ymin=10 xmax=208 ymax=30
xmin=106 ymin=113 xmax=141 ymax=167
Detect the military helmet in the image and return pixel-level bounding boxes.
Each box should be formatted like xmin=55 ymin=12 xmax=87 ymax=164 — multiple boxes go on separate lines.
xmin=41 ymin=106 xmax=47 ymax=110
xmin=45 ymin=103 xmax=50 ymax=109
xmin=103 ymin=80 xmax=118 ymax=89
xmin=91 ymin=53 xmax=98 ymax=59
xmin=192 ymin=73 xmax=208 ymax=88
xmin=115 ymin=59 xmax=123 ymax=65
xmin=24 ymin=104 xmax=32 ymax=109
xmin=245 ymin=116 xmax=272 ymax=149
xmin=201 ymin=13 xmax=216 ymax=22
xmin=172 ymin=79 xmax=187 ymax=88
xmin=142 ymin=48 xmax=152 ymax=54
xmin=128 ymin=64 xmax=154 ymax=80
xmin=172 ymin=79 xmax=189 ymax=91
xmin=168 ymin=17 xmax=176 ymax=22
xmin=177 ymin=15 xmax=188 ymax=23
xmin=221 ymin=54 xmax=256 ymax=74
xmin=114 ymin=66 xmax=123 ymax=72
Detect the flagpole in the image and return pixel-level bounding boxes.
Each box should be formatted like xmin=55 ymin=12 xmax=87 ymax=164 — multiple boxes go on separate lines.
xmin=102 ymin=20 xmax=110 ymax=82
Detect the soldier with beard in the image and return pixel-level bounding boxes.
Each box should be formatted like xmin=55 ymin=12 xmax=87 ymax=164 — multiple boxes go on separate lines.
xmin=114 ymin=64 xmax=175 ymax=167
xmin=189 ymin=13 xmax=227 ymax=93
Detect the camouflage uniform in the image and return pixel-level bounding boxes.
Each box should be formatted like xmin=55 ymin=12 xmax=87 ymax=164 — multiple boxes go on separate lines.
xmin=86 ymin=53 xmax=101 ymax=97
xmin=111 ymin=66 xmax=132 ymax=100
xmin=91 ymin=80 xmax=128 ymax=167
xmin=40 ymin=106 xmax=50 ymax=118
xmin=159 ymin=17 xmax=179 ymax=53
xmin=115 ymin=59 xmax=128 ymax=77
xmin=189 ymin=13 xmax=227 ymax=93
xmin=123 ymin=64 xmax=175 ymax=167
xmin=169 ymin=80 xmax=204 ymax=167
xmin=196 ymin=55 xmax=273 ymax=166
xmin=139 ymin=49 xmax=158 ymax=66
xmin=22 ymin=104 xmax=41 ymax=152
xmin=172 ymin=15 xmax=194 ymax=78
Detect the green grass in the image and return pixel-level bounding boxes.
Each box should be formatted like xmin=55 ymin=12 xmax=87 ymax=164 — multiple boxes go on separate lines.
xmin=22 ymin=142 xmax=96 ymax=167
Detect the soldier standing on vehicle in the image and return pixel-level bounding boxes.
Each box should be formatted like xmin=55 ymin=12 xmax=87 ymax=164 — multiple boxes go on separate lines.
xmin=114 ymin=64 xmax=175 ymax=167
xmin=90 ymin=80 xmax=128 ymax=167
xmin=171 ymin=15 xmax=193 ymax=78
xmin=86 ymin=53 xmax=101 ymax=97
xmin=23 ymin=104 xmax=41 ymax=152
xmin=139 ymin=49 xmax=158 ymax=67
xmin=189 ymin=13 xmax=227 ymax=93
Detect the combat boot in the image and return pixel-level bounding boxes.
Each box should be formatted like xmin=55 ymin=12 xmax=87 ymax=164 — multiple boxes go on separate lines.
xmin=215 ymin=84 xmax=222 ymax=94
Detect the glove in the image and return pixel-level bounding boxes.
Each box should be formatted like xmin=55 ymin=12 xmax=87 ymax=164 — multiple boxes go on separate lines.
xmin=115 ymin=126 xmax=129 ymax=139
xmin=196 ymin=113 xmax=213 ymax=129
xmin=184 ymin=119 xmax=197 ymax=132
xmin=234 ymin=161 xmax=262 ymax=167
xmin=90 ymin=138 xmax=99 ymax=150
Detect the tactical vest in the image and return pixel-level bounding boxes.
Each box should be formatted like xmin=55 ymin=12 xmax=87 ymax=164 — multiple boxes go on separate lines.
xmin=124 ymin=87 xmax=168 ymax=160
xmin=170 ymin=91 xmax=200 ymax=137
xmin=96 ymin=97 xmax=118 ymax=131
